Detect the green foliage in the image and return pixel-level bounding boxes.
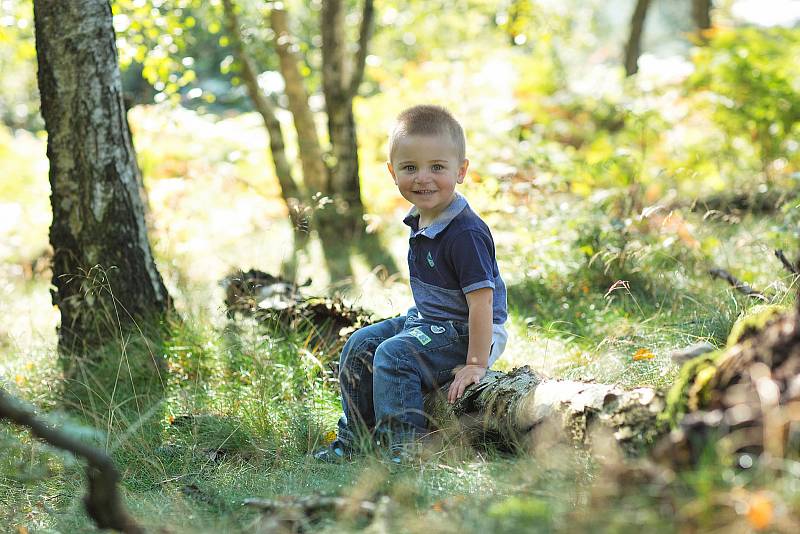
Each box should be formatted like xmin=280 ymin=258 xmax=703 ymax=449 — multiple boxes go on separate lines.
xmin=0 ymin=0 xmax=39 ymax=129
xmin=4 ymin=3 xmax=800 ymax=531
xmin=688 ymin=27 xmax=800 ymax=174
xmin=112 ymin=0 xmax=228 ymax=106
xmin=487 ymin=495 xmax=553 ymax=531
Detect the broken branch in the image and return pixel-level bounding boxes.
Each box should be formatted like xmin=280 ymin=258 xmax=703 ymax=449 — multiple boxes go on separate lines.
xmin=0 ymin=387 xmax=143 ymax=534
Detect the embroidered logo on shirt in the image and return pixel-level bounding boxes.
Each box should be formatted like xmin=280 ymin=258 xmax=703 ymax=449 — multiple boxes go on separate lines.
xmin=426 ymin=251 xmax=435 ymax=267
xmin=430 ymin=325 xmax=446 ymax=334
xmin=408 ymin=327 xmax=432 ymax=345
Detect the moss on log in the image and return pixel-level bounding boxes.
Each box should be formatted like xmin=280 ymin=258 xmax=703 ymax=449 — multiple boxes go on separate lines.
xmin=426 ymin=298 xmax=799 ymax=461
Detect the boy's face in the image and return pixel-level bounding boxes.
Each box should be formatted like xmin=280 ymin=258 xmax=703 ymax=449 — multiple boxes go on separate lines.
xmin=387 ymin=133 xmax=469 ymax=223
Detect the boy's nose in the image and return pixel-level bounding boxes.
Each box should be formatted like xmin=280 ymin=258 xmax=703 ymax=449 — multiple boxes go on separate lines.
xmin=415 ymin=170 xmax=433 ymax=181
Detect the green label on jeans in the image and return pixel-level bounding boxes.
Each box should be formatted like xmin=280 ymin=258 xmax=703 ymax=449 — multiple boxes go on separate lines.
xmin=408 ymin=327 xmax=432 ymax=345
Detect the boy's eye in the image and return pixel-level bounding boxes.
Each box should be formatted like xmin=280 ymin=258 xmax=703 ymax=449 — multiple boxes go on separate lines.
xmin=432 ymin=164 xmax=444 ymax=171
xmin=403 ymin=165 xmax=416 ymax=172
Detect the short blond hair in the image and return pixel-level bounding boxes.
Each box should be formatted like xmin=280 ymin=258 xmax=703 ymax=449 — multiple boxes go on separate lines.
xmin=388 ymin=105 xmax=466 ymax=163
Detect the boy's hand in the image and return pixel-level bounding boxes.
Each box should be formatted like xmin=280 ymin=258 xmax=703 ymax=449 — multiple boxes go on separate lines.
xmin=448 ymin=364 xmax=487 ymax=403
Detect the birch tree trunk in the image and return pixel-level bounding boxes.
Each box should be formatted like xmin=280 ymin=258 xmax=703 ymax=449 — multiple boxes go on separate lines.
xmin=624 ymin=0 xmax=651 ymax=76
xmin=427 ymin=367 xmax=666 ymax=455
xmin=33 ymin=0 xmax=172 ymax=357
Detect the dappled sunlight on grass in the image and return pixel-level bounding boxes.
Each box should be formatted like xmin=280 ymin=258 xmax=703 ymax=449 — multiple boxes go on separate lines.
xmin=2 ymin=20 xmax=799 ymax=527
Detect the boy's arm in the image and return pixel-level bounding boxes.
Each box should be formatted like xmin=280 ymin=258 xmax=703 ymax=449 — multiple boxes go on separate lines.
xmin=448 ymin=287 xmax=493 ymax=403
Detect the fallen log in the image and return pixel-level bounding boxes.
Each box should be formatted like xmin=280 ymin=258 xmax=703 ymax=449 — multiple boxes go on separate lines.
xmin=426 ymin=367 xmax=665 ymax=456
xmin=655 ymin=294 xmax=800 ymax=466
xmin=220 ymin=269 xmax=375 ymax=351
xmin=428 ymin=290 xmax=799 ymax=464
xmin=224 ymin=268 xmax=800 ymax=466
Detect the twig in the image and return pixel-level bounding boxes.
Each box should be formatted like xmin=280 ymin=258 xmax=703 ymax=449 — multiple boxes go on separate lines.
xmin=775 ymin=249 xmax=800 ymax=276
xmin=708 ymin=268 xmax=767 ymax=301
xmin=0 ymin=387 xmax=143 ymax=534
xmin=244 ymin=495 xmax=377 ymax=515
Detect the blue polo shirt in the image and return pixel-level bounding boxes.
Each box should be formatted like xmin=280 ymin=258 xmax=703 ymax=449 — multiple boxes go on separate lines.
xmin=403 ymin=193 xmax=508 ymax=365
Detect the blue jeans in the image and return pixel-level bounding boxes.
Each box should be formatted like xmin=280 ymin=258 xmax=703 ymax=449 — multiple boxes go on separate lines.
xmin=335 ymin=312 xmax=469 ymax=449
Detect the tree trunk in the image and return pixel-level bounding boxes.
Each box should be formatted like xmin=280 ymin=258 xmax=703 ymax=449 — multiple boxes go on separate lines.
xmin=320 ymin=0 xmax=398 ymax=280
xmin=320 ymin=0 xmax=367 ymax=227
xmin=221 ymin=0 xmax=308 ymax=281
xmin=270 ymin=6 xmax=328 ymax=197
xmin=319 ymin=0 xmax=364 ymax=283
xmin=33 ymin=0 xmax=172 ymax=356
xmin=691 ymin=0 xmax=712 ymax=42
xmin=624 ymin=0 xmax=651 ymax=76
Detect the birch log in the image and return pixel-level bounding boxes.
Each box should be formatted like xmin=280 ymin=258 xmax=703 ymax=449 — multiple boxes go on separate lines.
xmin=427 ymin=366 xmax=665 ymax=455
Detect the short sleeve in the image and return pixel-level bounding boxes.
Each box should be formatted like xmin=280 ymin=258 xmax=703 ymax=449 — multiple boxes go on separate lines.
xmin=447 ymin=230 xmax=497 ymax=294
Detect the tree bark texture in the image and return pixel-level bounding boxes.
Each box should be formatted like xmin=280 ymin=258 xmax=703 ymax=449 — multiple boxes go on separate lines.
xmin=426 ymin=296 xmax=800 ymax=464
xmin=624 ymin=0 xmax=651 ymax=76
xmin=320 ymin=0 xmax=371 ymax=237
xmin=33 ymin=0 xmax=171 ymax=355
xmin=221 ymin=0 xmax=308 ymax=281
xmin=270 ymin=6 xmax=328 ymax=197
xmin=655 ymin=298 xmax=800 ymax=466
xmin=426 ymin=367 xmax=665 ymax=455
xmin=319 ymin=0 xmax=397 ymax=280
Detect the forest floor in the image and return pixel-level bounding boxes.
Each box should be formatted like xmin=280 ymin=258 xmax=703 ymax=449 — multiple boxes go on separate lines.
xmin=1 ymin=106 xmax=799 ymax=533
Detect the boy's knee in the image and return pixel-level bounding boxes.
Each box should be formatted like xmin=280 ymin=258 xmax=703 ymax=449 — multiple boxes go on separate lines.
xmin=373 ymin=342 xmax=416 ymax=377
xmin=340 ymin=331 xmax=369 ymax=370
xmin=339 ymin=336 xmax=381 ymax=386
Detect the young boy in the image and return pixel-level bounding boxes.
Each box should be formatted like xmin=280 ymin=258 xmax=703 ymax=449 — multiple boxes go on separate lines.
xmin=314 ymin=105 xmax=507 ymax=461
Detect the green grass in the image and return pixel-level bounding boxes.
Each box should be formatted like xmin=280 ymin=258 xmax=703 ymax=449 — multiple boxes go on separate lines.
xmin=2 ymin=96 xmax=799 ymax=532
xmin=2 ymin=189 xmax=797 ymax=532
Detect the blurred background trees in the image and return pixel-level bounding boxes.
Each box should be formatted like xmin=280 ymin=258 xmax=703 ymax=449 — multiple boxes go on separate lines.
xmin=1 ymin=0 xmax=798 ymax=305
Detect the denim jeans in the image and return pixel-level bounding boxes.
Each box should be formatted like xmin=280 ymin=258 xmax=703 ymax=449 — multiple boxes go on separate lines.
xmin=335 ymin=312 xmax=469 ymax=449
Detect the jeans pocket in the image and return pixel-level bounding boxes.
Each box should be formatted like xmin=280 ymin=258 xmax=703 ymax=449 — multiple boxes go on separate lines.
xmin=447 ymin=320 xmax=469 ymax=339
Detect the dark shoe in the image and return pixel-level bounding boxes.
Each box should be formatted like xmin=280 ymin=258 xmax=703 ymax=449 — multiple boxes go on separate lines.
xmin=386 ymin=442 xmax=423 ymax=466
xmin=312 ymin=439 xmax=353 ymax=463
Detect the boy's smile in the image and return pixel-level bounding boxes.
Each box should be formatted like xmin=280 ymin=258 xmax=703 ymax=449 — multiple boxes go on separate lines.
xmin=388 ymin=133 xmax=469 ymax=227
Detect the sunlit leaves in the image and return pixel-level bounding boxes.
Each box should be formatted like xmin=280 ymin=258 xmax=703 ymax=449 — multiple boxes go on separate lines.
xmin=688 ymin=27 xmax=800 ymax=174
xmin=112 ymin=0 xmax=214 ymax=101
xmin=0 ymin=0 xmax=38 ymax=128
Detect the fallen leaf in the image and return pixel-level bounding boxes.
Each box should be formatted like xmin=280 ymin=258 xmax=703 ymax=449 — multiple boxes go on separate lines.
xmin=747 ymin=492 xmax=773 ymax=530
xmin=633 ymin=348 xmax=655 ymax=361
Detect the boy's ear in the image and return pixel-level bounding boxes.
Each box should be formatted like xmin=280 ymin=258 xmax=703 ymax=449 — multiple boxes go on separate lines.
xmin=387 ymin=161 xmax=398 ymax=184
xmin=457 ymin=158 xmax=469 ymax=183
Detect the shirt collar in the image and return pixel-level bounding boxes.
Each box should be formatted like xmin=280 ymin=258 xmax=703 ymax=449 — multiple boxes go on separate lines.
xmin=402 ymin=192 xmax=468 ymax=239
